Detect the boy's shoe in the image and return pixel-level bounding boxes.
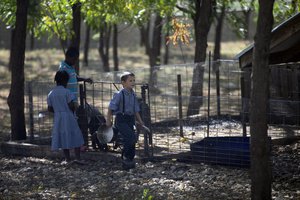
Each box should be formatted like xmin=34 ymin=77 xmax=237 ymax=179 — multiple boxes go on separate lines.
xmin=60 ymin=160 xmax=73 ymax=166
xmin=73 ymin=159 xmax=88 ymax=165
xmin=122 ymin=159 xmax=135 ymax=170
xmin=99 ymin=144 xmax=109 ymax=152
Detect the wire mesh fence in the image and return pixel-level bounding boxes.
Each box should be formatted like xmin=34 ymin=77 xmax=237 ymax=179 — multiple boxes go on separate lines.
xmin=1 ymin=59 xmax=300 ymax=166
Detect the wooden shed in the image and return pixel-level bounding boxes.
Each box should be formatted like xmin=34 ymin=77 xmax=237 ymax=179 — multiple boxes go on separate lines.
xmin=236 ymin=12 xmax=300 ymax=125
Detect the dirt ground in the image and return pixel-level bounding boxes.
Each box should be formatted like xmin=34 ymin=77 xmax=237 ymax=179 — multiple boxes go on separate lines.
xmin=0 ymin=138 xmax=299 ymax=200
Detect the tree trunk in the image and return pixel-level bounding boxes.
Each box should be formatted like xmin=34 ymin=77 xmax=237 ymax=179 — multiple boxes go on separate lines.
xmin=83 ymin=25 xmax=90 ymax=66
xmin=250 ymin=0 xmax=274 ymax=199
xmin=140 ymin=21 xmax=150 ymax=55
xmin=213 ymin=4 xmax=225 ymax=117
xmin=70 ymin=2 xmax=81 ymax=74
xmin=139 ymin=27 xmax=145 ymax=47
xmin=187 ymin=0 xmax=213 ymax=116
xmin=30 ymin=28 xmax=35 ymax=50
xmin=113 ymin=24 xmax=119 ymax=71
xmin=244 ymin=0 xmax=255 ymax=40
xmin=98 ymin=22 xmax=111 ymax=72
xmin=148 ymin=14 xmax=162 ymax=91
xmin=163 ymin=38 xmax=169 ymax=65
xmin=213 ymin=5 xmax=225 ymax=62
xmin=7 ymin=0 xmax=29 ymax=141
xmin=139 ymin=21 xmax=150 ymax=50
xmin=164 ymin=16 xmax=171 ymax=65
xmin=8 ymin=29 xmax=15 ymax=71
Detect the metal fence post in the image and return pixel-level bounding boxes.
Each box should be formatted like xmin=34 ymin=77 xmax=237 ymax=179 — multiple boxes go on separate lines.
xmin=78 ymin=83 xmax=89 ymax=147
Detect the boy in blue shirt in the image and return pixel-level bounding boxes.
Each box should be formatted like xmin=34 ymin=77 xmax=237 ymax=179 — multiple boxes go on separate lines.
xmin=59 ymin=47 xmax=93 ymax=104
xmin=59 ymin=47 xmax=92 ymax=151
xmin=106 ymin=72 xmax=144 ymax=170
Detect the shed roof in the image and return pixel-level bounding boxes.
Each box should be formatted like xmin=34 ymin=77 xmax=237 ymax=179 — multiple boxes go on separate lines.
xmin=236 ymin=12 xmax=300 ymax=68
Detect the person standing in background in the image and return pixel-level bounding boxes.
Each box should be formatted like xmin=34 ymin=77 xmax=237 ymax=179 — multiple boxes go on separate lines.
xmin=59 ymin=46 xmax=93 ymax=151
xmin=59 ymin=46 xmax=93 ymax=105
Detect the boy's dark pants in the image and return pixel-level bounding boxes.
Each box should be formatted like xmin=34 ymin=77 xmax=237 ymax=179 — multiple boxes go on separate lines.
xmin=115 ymin=114 xmax=136 ymax=160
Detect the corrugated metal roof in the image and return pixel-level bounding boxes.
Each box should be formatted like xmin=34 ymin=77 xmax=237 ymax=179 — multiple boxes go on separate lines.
xmin=236 ymin=12 xmax=300 ymax=68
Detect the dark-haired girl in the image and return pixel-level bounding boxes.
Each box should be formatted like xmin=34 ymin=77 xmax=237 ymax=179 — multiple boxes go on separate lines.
xmin=47 ymin=70 xmax=84 ymax=164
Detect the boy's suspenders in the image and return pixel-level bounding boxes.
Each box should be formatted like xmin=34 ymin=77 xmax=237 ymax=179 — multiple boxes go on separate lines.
xmin=122 ymin=91 xmax=125 ymax=114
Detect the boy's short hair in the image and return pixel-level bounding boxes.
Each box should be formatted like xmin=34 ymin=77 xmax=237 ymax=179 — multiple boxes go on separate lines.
xmin=66 ymin=47 xmax=79 ymax=58
xmin=120 ymin=71 xmax=135 ymax=82
xmin=55 ymin=70 xmax=69 ymax=84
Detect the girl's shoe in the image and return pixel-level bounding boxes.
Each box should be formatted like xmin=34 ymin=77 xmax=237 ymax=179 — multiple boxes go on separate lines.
xmin=80 ymin=145 xmax=87 ymax=152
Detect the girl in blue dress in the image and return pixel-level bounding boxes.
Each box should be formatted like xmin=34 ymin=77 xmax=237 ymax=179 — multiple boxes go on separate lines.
xmin=47 ymin=70 xmax=84 ymax=163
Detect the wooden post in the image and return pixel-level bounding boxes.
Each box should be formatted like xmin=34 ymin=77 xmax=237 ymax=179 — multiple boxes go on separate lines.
xmin=28 ymin=81 xmax=34 ymax=141
xmin=207 ymin=52 xmax=211 ymax=137
xmin=241 ymin=76 xmax=247 ymax=137
xmin=141 ymin=85 xmax=149 ymax=157
xmin=215 ymin=61 xmax=221 ymax=116
xmin=177 ymin=74 xmax=184 ymax=137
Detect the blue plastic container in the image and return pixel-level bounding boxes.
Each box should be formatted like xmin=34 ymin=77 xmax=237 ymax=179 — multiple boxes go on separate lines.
xmin=190 ymin=137 xmax=250 ymax=167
